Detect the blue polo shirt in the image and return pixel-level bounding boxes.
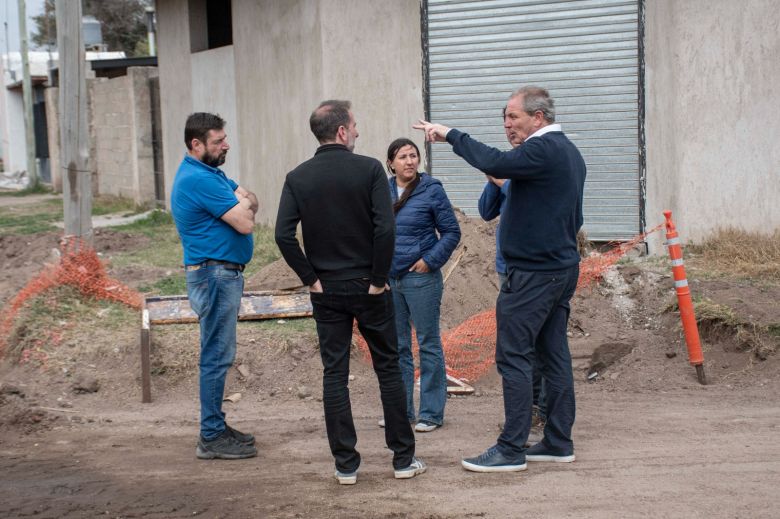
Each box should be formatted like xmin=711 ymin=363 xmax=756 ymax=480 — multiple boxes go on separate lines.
xmin=171 ymin=154 xmax=253 ymax=266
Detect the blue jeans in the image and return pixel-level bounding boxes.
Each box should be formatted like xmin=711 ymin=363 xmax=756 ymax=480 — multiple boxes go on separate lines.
xmin=495 ymin=265 xmax=579 ymax=458
xmin=310 ymin=279 xmax=415 ymax=473
xmin=186 ymin=264 xmax=244 ymax=441
xmin=390 ymin=270 xmax=446 ymax=426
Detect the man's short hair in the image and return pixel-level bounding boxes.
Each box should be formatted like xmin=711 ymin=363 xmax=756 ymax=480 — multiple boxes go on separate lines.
xmin=511 ymin=86 xmax=556 ymax=123
xmin=310 ymin=100 xmax=351 ymax=143
xmin=184 ymin=112 xmax=225 ymax=150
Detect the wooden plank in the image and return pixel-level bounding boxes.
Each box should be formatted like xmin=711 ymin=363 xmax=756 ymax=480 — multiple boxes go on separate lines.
xmin=446 ymin=373 xmax=475 ymax=395
xmin=144 ymin=289 xmax=313 ymax=325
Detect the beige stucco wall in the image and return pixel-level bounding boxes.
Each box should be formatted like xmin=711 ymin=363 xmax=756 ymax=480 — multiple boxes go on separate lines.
xmin=191 ymin=46 xmax=240 ymax=181
xmin=234 ymin=0 xmax=425 ymax=224
xmin=645 ymin=0 xmax=780 ymax=253
xmin=156 ymin=0 xmax=193 ymax=206
xmin=157 ymin=0 xmax=425 ymax=224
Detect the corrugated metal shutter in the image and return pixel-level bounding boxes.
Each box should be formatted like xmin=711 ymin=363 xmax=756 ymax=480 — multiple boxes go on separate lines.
xmin=427 ymin=0 xmax=641 ymax=240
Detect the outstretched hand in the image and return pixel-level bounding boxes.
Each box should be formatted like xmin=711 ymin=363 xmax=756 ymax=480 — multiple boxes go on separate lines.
xmin=413 ymin=119 xmax=451 ymax=143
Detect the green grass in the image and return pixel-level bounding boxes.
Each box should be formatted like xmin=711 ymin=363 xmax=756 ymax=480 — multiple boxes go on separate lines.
xmin=0 ymin=194 xmax=154 ymax=235
xmin=110 ymin=212 xmax=281 ymax=292
xmin=91 ymin=195 xmax=148 ymax=216
xmin=138 ymin=274 xmax=187 ymax=296
xmin=242 ymin=317 xmax=316 ymax=336
xmin=245 ymin=226 xmax=282 ymax=277
xmin=0 ymin=198 xmax=63 ymax=234
xmin=0 ymin=183 xmax=53 ymax=196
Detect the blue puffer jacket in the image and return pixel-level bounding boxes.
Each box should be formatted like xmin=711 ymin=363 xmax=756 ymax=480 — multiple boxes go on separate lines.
xmin=389 ymin=173 xmax=461 ymax=278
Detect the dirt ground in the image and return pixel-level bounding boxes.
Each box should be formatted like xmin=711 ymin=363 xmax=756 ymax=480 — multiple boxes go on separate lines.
xmin=1 ymin=204 xmax=779 ymax=518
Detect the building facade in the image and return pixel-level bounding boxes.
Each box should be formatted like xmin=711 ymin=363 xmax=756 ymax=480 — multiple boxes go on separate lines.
xmin=155 ymin=0 xmax=780 ymax=252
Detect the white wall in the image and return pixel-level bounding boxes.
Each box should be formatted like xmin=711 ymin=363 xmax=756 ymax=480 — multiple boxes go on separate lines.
xmin=645 ymin=0 xmax=780 ymax=252
xmin=2 ymin=89 xmax=26 ymax=174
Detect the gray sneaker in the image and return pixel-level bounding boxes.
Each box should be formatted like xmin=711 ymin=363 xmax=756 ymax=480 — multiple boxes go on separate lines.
xmin=394 ymin=457 xmax=427 ymax=479
xmin=461 ymin=445 xmax=527 ymax=473
xmin=196 ymin=430 xmax=257 ymax=460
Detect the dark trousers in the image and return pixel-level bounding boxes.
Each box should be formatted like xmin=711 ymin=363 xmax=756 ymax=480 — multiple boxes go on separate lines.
xmin=310 ymin=279 xmax=415 ymax=472
xmin=499 ymin=272 xmax=547 ymax=418
xmin=495 ymin=265 xmax=579 ymax=458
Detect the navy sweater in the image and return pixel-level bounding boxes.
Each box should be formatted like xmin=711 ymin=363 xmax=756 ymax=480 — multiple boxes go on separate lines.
xmin=447 ymin=129 xmax=586 ymax=271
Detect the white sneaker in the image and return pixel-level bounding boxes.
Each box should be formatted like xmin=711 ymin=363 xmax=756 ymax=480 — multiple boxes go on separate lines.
xmin=414 ymin=421 xmax=439 ymax=433
xmin=394 ymin=457 xmax=427 ymax=479
xmin=378 ymin=418 xmax=385 ymax=428
xmin=334 ymin=468 xmax=358 ymax=485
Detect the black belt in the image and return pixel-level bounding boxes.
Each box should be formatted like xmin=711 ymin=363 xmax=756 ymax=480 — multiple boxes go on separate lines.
xmin=185 ymin=260 xmax=245 ymax=272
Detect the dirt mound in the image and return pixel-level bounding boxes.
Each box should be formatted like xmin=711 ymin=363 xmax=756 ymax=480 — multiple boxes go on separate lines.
xmin=439 ymin=209 xmax=500 ymax=329
xmin=245 ymin=258 xmax=303 ymax=291
xmin=0 ymin=230 xmax=150 ymax=306
xmin=0 ymin=382 xmax=60 ymax=434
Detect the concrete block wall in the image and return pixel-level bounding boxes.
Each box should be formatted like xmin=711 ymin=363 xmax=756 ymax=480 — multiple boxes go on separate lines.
xmin=48 ymin=67 xmax=159 ymax=205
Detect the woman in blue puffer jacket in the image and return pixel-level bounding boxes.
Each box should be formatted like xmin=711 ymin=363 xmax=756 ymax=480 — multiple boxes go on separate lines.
xmin=386 ymin=137 xmax=461 ymax=432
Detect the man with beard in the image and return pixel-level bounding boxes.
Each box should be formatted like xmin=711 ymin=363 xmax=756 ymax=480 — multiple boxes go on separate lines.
xmin=171 ymin=112 xmax=258 ymax=460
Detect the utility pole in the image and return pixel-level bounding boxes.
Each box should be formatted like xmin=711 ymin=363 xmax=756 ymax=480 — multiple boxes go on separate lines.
xmin=17 ymin=0 xmax=37 ymax=187
xmin=55 ymin=0 xmax=92 ymax=242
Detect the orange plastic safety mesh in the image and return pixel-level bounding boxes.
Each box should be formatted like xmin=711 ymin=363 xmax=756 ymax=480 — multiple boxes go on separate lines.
xmin=354 ymin=226 xmax=663 ymax=383
xmin=0 ymin=238 xmax=142 ymax=359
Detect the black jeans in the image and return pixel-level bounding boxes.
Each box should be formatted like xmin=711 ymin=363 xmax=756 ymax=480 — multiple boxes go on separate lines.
xmin=310 ymin=279 xmax=415 ymax=472
xmin=495 ymin=265 xmax=579 ymax=458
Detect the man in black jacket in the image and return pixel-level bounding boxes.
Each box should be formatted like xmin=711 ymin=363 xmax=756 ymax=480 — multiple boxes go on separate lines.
xmin=275 ymin=100 xmax=425 ymax=485
xmin=415 ymin=86 xmax=586 ymax=473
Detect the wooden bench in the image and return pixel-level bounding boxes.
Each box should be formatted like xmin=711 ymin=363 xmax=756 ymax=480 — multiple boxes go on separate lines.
xmin=140 ymin=289 xmax=312 ymax=402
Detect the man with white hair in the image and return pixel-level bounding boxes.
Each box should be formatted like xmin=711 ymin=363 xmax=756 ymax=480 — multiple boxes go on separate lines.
xmin=415 ymin=86 xmax=586 ymax=472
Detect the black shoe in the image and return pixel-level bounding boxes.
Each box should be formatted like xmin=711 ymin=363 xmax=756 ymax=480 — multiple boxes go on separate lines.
xmin=226 ymin=424 xmax=255 ymax=446
xmin=525 ymin=441 xmax=575 ymax=463
xmin=461 ymin=446 xmax=527 ymax=473
xmin=196 ymin=430 xmax=257 ymax=460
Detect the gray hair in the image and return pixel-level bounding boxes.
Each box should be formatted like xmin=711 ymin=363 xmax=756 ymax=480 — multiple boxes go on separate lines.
xmin=510 ymin=86 xmax=555 ymax=123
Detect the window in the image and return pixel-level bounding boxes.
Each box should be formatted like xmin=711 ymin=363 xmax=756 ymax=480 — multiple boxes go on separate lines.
xmin=189 ymin=0 xmax=233 ymax=53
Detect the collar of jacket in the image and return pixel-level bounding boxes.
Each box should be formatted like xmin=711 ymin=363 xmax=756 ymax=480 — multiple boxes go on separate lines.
xmin=390 ymin=172 xmax=433 ymax=202
xmin=314 ymin=143 xmax=350 ymax=155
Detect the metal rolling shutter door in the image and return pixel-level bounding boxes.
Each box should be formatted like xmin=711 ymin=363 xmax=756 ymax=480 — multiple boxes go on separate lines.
xmin=427 ymin=0 xmax=641 ymax=240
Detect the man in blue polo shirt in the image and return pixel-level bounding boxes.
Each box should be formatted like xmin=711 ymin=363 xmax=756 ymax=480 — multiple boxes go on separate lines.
xmin=415 ymin=86 xmax=586 ymax=472
xmin=171 ymin=112 xmax=258 ymax=460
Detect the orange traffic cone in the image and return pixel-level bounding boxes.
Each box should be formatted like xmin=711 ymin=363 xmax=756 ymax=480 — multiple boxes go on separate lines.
xmin=663 ymin=211 xmax=706 ymax=385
